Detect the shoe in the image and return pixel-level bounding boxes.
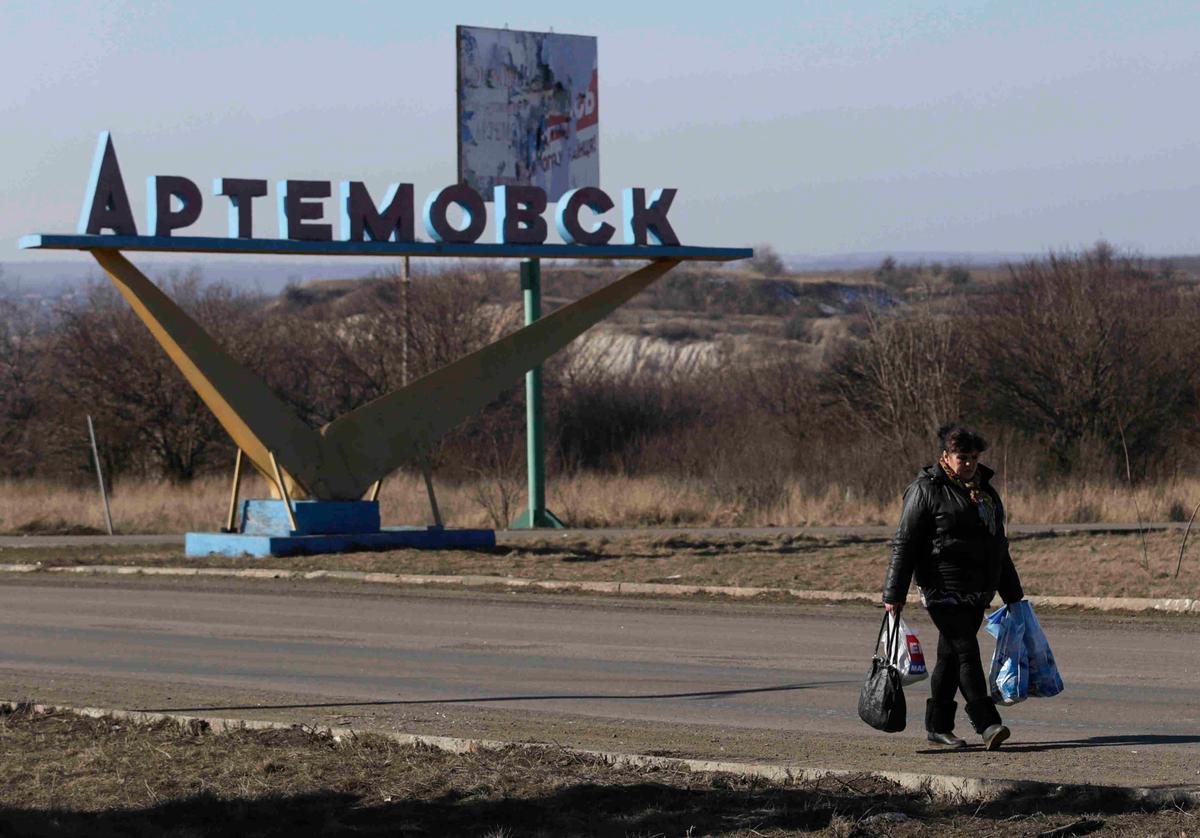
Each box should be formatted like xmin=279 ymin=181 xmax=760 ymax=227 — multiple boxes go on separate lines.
xmin=924 ymin=700 xmax=965 ymax=748
xmin=982 ymin=723 xmax=1010 ymax=750
xmin=927 ymin=731 xmax=967 ymax=748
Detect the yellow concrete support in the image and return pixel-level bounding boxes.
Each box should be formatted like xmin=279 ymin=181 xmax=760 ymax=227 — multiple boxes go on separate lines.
xmin=90 ymin=249 xmax=348 ymax=498
xmin=91 ymin=249 xmax=680 ymax=501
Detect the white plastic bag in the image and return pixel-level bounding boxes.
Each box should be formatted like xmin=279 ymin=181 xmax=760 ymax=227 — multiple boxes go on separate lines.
xmin=883 ymin=613 xmax=928 ymax=686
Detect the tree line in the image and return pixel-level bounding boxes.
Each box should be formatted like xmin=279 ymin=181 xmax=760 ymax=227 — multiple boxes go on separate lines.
xmin=1 ymin=245 xmax=1195 ymax=508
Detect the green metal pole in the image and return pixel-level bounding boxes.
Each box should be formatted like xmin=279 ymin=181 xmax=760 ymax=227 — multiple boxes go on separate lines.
xmin=512 ymin=258 xmax=564 ymax=529
xmin=525 ymin=259 xmax=545 ymax=516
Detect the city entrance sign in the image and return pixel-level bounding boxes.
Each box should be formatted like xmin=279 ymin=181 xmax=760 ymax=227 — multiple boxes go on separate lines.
xmin=73 ymin=133 xmax=679 ymax=247
xmin=19 ymin=132 xmax=751 ymax=555
xmin=25 ymin=133 xmax=728 ymax=259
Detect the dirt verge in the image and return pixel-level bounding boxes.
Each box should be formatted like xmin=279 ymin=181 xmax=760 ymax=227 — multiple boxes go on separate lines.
xmin=1 ymin=528 xmax=1197 ymax=601
xmin=0 ymin=703 xmax=1191 ymax=837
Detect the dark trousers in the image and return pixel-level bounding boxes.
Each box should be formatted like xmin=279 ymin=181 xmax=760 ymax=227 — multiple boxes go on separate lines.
xmin=926 ymin=603 xmax=988 ymax=705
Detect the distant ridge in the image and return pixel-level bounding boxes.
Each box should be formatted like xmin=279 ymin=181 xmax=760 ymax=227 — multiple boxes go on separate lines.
xmin=6 ymin=249 xmax=1197 ymax=300
xmin=781 ymin=251 xmax=1033 ymax=271
xmin=2 ymin=252 xmax=1027 ymax=289
xmin=783 ymin=249 xmax=1200 ymax=272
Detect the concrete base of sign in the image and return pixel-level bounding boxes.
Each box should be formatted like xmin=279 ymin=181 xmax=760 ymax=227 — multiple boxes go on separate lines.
xmin=184 ymin=527 xmax=495 ymax=557
xmin=510 ymin=507 xmax=567 ymax=529
xmin=185 ymin=499 xmax=495 ymax=557
xmin=238 ymin=499 xmax=381 ymax=536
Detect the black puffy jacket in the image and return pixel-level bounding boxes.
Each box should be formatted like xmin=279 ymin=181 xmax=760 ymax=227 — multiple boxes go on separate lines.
xmin=882 ymin=463 xmax=1023 ymax=605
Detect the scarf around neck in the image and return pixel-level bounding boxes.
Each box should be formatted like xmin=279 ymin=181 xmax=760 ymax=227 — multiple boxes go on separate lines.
xmin=939 ymin=457 xmax=997 ymax=535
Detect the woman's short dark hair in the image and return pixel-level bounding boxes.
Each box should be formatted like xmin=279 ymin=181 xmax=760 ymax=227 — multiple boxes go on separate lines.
xmin=937 ymin=423 xmax=988 ymax=454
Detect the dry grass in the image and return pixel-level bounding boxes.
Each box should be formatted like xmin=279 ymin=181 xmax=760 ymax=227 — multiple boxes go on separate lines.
xmin=4 ymin=473 xmax=1200 ymax=535
xmin=0 ymin=705 xmax=1187 ymax=837
xmin=0 ymin=474 xmax=495 ymax=535
xmin=4 ymin=472 xmax=1199 ymax=602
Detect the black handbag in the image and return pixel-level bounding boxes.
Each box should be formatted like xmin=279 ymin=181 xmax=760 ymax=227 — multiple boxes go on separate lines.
xmin=858 ymin=613 xmax=907 ymax=732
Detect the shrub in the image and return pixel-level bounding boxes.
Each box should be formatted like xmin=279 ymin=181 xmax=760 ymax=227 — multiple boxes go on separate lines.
xmin=748 ymin=244 xmax=785 ymax=277
xmin=782 ymin=313 xmax=812 ymax=342
xmin=945 ymin=264 xmax=971 ymax=285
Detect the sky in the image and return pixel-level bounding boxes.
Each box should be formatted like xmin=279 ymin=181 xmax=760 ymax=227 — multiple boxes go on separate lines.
xmin=3 ymin=0 xmax=1198 ymax=267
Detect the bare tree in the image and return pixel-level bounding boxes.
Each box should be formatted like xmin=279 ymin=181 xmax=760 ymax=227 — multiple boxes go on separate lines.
xmin=0 ymin=297 xmax=42 ymax=475
xmin=45 ymin=275 xmax=262 ymax=482
xmin=981 ymin=245 xmax=1197 ymax=474
xmin=828 ymin=306 xmax=969 ymax=461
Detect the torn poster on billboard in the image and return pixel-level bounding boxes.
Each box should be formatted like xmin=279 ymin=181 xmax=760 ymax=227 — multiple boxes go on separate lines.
xmin=457 ymin=26 xmax=599 ymax=203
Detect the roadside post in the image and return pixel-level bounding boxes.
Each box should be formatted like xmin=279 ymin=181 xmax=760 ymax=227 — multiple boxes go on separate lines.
xmin=86 ymin=414 xmax=114 ymax=536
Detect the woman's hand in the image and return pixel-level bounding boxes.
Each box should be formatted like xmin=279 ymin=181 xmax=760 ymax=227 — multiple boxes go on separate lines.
xmin=883 ymin=601 xmax=903 ymax=616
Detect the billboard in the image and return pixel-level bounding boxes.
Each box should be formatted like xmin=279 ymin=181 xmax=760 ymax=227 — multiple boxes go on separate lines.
xmin=457 ymin=25 xmax=598 ymax=203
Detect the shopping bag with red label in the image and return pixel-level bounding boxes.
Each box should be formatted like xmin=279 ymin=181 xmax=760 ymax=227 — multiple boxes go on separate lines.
xmin=884 ymin=613 xmax=928 ymax=685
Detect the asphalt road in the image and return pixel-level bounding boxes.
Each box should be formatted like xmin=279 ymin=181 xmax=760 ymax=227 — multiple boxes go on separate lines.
xmin=1 ymin=574 xmax=1197 ymax=791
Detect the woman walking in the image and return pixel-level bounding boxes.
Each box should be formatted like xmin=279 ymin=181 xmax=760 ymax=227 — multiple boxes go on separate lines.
xmin=882 ymin=424 xmax=1024 ymax=750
